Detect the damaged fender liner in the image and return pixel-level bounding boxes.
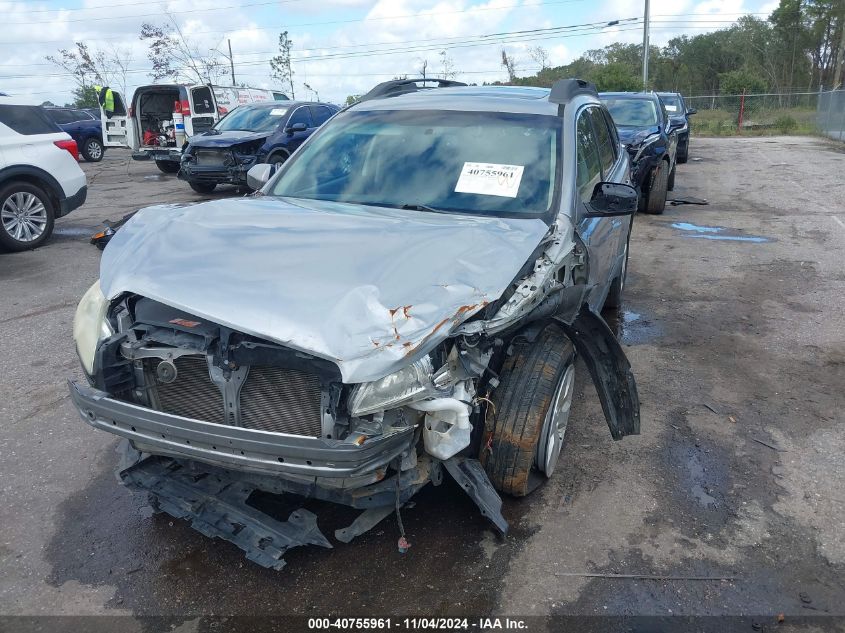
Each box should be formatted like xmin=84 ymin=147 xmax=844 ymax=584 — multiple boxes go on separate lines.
xmin=558 ymin=304 xmax=640 ymax=439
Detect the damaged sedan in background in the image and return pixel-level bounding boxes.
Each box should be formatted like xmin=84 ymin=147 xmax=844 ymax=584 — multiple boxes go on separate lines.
xmin=178 ymin=100 xmax=338 ymax=193
xmin=69 ymin=78 xmax=640 ymax=571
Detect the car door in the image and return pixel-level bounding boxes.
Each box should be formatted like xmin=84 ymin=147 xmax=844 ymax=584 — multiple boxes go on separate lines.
xmin=575 ymin=105 xmax=627 ymax=310
xmin=99 ymin=90 xmax=130 ymax=148
xmin=283 ymin=106 xmax=313 ymax=152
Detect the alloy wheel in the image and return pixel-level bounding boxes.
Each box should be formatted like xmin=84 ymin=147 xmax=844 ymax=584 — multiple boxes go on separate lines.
xmin=536 ymin=363 xmax=576 ymax=476
xmin=1 ymin=192 xmax=48 ymax=243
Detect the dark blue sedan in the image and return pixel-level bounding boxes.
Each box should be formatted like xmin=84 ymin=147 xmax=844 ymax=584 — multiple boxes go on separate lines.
xmin=45 ymin=107 xmax=104 ymax=162
xmin=179 ymin=101 xmax=339 ymax=193
xmin=599 ymin=93 xmax=677 ymax=214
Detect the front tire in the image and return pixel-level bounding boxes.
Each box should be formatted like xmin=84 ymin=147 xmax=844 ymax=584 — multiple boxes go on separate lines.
xmin=0 ymin=181 xmax=55 ymax=251
xmin=481 ymin=324 xmax=576 ymax=497
xmin=155 ymin=160 xmax=180 ymax=174
xmin=645 ymin=161 xmax=669 ymax=214
xmin=189 ymin=182 xmax=216 ymax=194
xmin=82 ymin=138 xmax=104 ymax=162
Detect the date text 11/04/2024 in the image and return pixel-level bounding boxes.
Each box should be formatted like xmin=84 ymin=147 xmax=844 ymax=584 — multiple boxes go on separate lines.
xmin=307 ymin=618 xmax=529 ymax=630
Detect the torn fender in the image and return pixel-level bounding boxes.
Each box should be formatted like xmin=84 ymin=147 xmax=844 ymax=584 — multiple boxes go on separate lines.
xmin=559 ymin=305 xmax=640 ymax=439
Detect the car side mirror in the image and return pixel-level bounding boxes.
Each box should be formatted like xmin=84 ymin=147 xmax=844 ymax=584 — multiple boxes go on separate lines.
xmin=686 ymin=108 xmax=697 ymax=115
xmin=286 ymin=122 xmax=307 ymax=134
xmin=585 ymin=182 xmax=638 ymax=217
xmin=246 ymin=163 xmax=276 ymax=190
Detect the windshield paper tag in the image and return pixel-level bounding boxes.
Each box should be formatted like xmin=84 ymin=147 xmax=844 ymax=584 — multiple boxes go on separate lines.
xmin=664 ymin=105 xmax=678 ymax=111
xmin=269 ymin=108 xmax=288 ymax=116
xmin=455 ymin=162 xmax=524 ymax=198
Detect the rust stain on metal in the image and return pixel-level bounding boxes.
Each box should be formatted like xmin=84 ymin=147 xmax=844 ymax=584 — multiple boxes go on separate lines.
xmin=402 ymin=300 xmax=489 ymax=358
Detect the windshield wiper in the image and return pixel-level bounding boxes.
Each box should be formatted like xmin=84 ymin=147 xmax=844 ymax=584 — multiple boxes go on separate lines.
xmin=400 ymin=203 xmax=449 ymax=214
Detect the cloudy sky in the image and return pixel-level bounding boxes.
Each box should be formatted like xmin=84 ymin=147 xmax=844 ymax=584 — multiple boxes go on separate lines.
xmin=1 ymin=0 xmax=779 ymax=106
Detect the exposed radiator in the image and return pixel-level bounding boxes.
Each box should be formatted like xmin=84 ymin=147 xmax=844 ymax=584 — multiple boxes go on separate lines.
xmin=144 ymin=355 xmax=322 ymax=436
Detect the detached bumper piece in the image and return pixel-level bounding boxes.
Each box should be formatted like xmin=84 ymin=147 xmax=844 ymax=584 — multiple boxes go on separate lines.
xmin=121 ymin=454 xmax=332 ymax=570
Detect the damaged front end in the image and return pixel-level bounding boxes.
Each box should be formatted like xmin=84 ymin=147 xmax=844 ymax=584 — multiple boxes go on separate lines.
xmin=70 ymin=203 xmax=638 ymax=570
xmin=179 ymin=138 xmax=266 ymax=188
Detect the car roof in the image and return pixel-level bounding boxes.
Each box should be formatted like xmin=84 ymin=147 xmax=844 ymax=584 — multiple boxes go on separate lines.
xmin=599 ymin=92 xmax=662 ymax=102
xmin=351 ymin=85 xmax=581 ymax=116
xmin=0 ymin=96 xmax=42 ymax=106
xmin=242 ymin=101 xmax=332 ymax=108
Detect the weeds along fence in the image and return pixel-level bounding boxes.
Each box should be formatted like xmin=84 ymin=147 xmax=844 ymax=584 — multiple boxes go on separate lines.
xmin=817 ymin=90 xmax=845 ymax=142
xmin=684 ymin=91 xmax=821 ymax=136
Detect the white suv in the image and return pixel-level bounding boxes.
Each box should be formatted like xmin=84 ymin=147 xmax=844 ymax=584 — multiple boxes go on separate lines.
xmin=0 ymin=97 xmax=87 ymax=251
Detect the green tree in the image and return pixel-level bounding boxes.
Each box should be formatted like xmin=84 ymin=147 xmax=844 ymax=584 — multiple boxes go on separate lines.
xmin=591 ymin=63 xmax=641 ymax=91
xmin=718 ymin=69 xmax=768 ymax=94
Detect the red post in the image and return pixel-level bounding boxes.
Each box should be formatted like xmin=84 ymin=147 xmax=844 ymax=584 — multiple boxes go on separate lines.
xmin=737 ymin=88 xmax=746 ymax=133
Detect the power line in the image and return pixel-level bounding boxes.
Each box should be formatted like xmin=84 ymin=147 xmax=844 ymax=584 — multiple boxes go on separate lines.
xmin=1 ymin=20 xmax=636 ymax=80
xmin=0 ymin=0 xmax=589 ymax=45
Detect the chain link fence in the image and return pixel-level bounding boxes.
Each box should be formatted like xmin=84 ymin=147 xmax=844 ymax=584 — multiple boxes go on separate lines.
xmin=684 ymin=91 xmax=820 ymax=136
xmin=817 ymin=89 xmax=845 ymax=142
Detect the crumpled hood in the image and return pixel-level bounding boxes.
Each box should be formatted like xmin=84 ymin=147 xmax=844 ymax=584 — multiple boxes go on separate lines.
xmin=100 ymin=198 xmax=549 ymax=383
xmin=188 ymin=130 xmax=271 ymax=148
xmin=617 ymin=125 xmax=660 ymax=147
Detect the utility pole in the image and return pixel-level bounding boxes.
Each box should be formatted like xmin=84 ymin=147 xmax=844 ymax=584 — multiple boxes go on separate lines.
xmin=642 ymin=0 xmax=650 ymax=91
xmin=833 ymin=16 xmax=845 ymax=89
xmin=228 ymin=39 xmax=236 ymax=86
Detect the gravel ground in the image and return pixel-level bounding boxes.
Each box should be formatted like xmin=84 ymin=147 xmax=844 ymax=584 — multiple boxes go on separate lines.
xmin=1 ymin=138 xmax=844 ymax=630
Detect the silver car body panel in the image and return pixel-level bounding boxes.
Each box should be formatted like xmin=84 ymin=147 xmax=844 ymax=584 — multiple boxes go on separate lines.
xmin=100 ymin=197 xmax=550 ymax=383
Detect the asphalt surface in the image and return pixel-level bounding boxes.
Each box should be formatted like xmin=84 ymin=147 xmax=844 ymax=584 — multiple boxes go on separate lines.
xmin=1 ymin=139 xmax=844 ymax=630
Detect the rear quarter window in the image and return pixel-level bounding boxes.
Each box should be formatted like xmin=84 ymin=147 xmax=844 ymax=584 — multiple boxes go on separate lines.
xmin=0 ymin=105 xmax=62 ymax=135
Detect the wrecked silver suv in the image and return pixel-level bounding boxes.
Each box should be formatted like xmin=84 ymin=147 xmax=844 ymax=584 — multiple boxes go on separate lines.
xmin=69 ymin=78 xmax=640 ymax=570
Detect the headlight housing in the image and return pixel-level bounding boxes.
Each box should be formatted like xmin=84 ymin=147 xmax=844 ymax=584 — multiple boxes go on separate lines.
xmin=348 ymin=357 xmax=436 ymax=417
xmin=72 ymin=280 xmax=113 ymax=375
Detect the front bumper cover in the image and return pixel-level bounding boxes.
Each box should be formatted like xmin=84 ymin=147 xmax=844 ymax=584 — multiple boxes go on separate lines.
xmin=68 ymin=380 xmax=414 ymax=479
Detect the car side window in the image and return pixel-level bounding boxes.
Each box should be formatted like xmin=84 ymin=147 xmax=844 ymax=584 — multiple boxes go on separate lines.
xmin=1 ymin=105 xmax=61 ymax=134
xmin=287 ymin=106 xmax=313 ymax=129
xmin=576 ymin=109 xmax=603 ymax=202
xmin=48 ymin=109 xmax=75 ymax=125
xmin=191 ymin=87 xmax=215 ymax=114
xmin=602 ymin=109 xmax=620 ymax=149
xmin=309 ymin=105 xmax=333 ymax=126
xmin=590 ymin=107 xmax=616 ymax=176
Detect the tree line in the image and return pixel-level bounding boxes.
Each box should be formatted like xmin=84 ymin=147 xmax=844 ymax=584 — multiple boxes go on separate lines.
xmin=507 ymin=0 xmax=844 ymax=95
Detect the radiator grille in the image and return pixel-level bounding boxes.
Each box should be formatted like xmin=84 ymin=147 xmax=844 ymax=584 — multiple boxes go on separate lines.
xmin=240 ymin=366 xmax=322 ymax=436
xmin=143 ymin=355 xmax=322 ymax=436
xmin=147 ymin=355 xmax=226 ymax=424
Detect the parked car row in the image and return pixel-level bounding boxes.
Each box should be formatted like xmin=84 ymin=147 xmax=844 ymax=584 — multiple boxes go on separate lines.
xmin=599 ymin=90 xmax=696 ymax=214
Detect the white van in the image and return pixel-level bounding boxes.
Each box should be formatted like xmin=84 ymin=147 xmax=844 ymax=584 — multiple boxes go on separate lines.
xmin=101 ymin=84 xmax=288 ymax=173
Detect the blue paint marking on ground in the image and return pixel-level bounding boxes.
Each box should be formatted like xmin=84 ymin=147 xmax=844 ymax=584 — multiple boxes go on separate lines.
xmin=686 ymin=235 xmax=771 ymax=243
xmin=670 ymin=221 xmax=771 ymax=243
xmin=671 ymin=222 xmax=722 ymax=234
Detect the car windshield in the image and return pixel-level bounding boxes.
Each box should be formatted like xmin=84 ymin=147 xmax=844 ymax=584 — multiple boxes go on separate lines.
xmin=269 ymin=109 xmax=560 ymax=218
xmin=214 ymin=106 xmax=289 ymax=133
xmin=660 ymin=95 xmax=683 ymax=113
xmin=603 ymin=99 xmax=659 ymax=127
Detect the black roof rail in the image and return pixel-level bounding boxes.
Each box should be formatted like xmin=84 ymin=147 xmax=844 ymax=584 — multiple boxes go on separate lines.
xmin=548 ymin=78 xmax=598 ymax=105
xmin=358 ymin=78 xmax=467 ymax=103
